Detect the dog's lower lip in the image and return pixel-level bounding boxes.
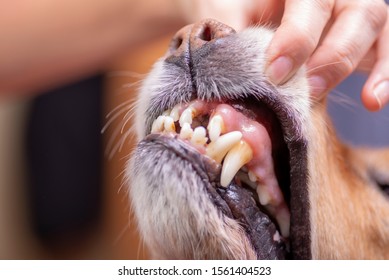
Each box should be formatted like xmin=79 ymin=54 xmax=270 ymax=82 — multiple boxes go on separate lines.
xmin=149 ymin=96 xmax=292 ymax=234
xmin=141 ymin=133 xmax=288 ymax=259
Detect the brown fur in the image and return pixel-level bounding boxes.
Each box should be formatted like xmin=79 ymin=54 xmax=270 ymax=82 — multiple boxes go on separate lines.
xmin=309 ymin=102 xmax=389 ymax=259
xmin=128 ymin=20 xmax=389 ymax=259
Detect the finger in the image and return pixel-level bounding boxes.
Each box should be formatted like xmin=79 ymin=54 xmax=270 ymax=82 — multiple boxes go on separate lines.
xmin=265 ymin=0 xmax=334 ymax=85
xmin=307 ymin=1 xmax=387 ymax=101
xmin=362 ymin=6 xmax=389 ymax=111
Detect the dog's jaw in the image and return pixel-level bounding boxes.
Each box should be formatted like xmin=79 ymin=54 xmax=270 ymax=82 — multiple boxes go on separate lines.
xmin=129 ymin=22 xmax=314 ymax=259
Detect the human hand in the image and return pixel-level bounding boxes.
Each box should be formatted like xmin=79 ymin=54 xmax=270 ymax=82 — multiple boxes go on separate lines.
xmin=178 ymin=0 xmax=389 ymax=111
xmin=262 ymin=0 xmax=389 ymax=111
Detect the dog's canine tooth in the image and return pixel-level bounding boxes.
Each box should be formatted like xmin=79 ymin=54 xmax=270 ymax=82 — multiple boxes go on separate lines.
xmin=220 ymin=140 xmax=253 ymax=187
xmin=207 ymin=115 xmax=224 ymax=142
xmin=151 ymin=115 xmax=166 ymax=133
xmin=170 ymin=104 xmax=180 ymax=122
xmin=179 ymin=107 xmax=196 ymax=127
xmin=191 ymin=126 xmax=208 ymax=146
xmin=276 ymin=207 xmax=290 ymax=238
xmin=256 ymin=184 xmax=271 ymax=206
xmin=248 ymin=171 xmax=257 ymax=182
xmin=163 ymin=116 xmax=176 ymax=132
xmin=206 ymin=131 xmax=242 ymax=163
xmin=180 ymin=122 xmax=193 ymax=139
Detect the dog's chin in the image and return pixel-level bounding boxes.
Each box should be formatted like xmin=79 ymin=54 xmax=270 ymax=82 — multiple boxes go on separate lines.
xmin=138 ymin=133 xmax=288 ymax=259
xmin=132 ymin=95 xmax=310 ymax=259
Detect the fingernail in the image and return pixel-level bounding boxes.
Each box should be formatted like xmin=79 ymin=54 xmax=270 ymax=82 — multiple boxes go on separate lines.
xmin=266 ymin=56 xmax=293 ymax=85
xmin=309 ymin=75 xmax=327 ymax=99
xmin=373 ymin=80 xmax=389 ymax=110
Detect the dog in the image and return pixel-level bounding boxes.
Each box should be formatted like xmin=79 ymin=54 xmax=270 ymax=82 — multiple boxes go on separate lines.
xmin=127 ymin=19 xmax=389 ymax=259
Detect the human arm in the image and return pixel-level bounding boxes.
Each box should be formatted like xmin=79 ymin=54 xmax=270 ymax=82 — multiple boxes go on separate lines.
xmin=0 ymin=0 xmax=186 ymax=93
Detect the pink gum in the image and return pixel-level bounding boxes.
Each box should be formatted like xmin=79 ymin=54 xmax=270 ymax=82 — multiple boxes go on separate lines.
xmin=213 ymin=104 xmax=285 ymax=207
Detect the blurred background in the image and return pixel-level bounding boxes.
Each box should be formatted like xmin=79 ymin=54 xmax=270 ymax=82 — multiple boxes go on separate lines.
xmin=0 ymin=32 xmax=172 ymax=260
xmin=1 ymin=4 xmax=389 ymax=259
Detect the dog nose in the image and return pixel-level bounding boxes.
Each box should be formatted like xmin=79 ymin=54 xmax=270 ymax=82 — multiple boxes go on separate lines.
xmin=167 ymin=19 xmax=236 ymax=58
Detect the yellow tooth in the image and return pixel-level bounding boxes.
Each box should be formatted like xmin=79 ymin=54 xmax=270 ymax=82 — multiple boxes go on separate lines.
xmin=179 ymin=107 xmax=196 ymax=127
xmin=220 ymin=140 xmax=253 ymax=187
xmin=170 ymin=105 xmax=180 ymax=122
xmin=256 ymin=184 xmax=271 ymax=205
xmin=276 ymin=208 xmax=290 ymax=238
xmin=248 ymin=171 xmax=257 ymax=182
xmin=180 ymin=123 xmax=193 ymax=139
xmin=151 ymin=116 xmax=165 ymax=133
xmin=206 ymin=131 xmax=242 ymax=163
xmin=207 ymin=115 xmax=224 ymax=142
xmin=163 ymin=116 xmax=175 ymax=132
xmin=191 ymin=126 xmax=207 ymax=146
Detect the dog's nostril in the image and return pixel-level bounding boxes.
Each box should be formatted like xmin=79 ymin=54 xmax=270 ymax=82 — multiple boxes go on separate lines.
xmin=199 ymin=26 xmax=212 ymax=42
xmin=170 ymin=37 xmax=183 ymax=52
xmin=192 ymin=20 xmax=236 ymax=49
xmin=166 ymin=19 xmax=236 ymax=59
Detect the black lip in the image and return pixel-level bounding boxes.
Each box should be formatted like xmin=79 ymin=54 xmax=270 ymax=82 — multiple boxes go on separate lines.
xmin=141 ymin=133 xmax=287 ymax=259
xmin=217 ymin=182 xmax=287 ymax=259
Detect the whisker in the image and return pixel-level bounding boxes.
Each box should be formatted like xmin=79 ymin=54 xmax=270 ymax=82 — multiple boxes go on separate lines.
xmin=108 ymin=126 xmax=136 ymax=160
xmin=105 ymin=99 xmax=134 ymax=119
xmin=103 ymin=94 xmax=140 ymax=158
xmin=113 ymin=223 xmax=130 ymax=246
xmin=307 ymin=56 xmax=374 ymax=74
xmin=306 ymin=61 xmax=345 ymax=74
xmin=118 ymin=127 xmax=137 ymax=153
xmin=106 ymin=70 xmax=146 ymax=79
xmin=120 ymin=110 xmax=137 ymax=134
xmin=105 ymin=124 xmax=124 ymax=157
xmin=327 ymin=89 xmax=360 ymax=113
xmin=121 ymin=79 xmax=144 ymax=90
xmin=102 ymin=103 xmax=135 ymax=134
xmin=257 ymin=5 xmax=267 ymax=25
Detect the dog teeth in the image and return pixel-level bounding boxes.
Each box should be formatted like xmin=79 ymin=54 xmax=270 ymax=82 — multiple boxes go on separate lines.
xmin=276 ymin=207 xmax=290 ymax=238
xmin=179 ymin=107 xmax=196 ymax=127
xmin=180 ymin=123 xmax=193 ymax=139
xmin=170 ymin=105 xmax=180 ymax=122
xmin=163 ymin=116 xmax=175 ymax=132
xmin=206 ymin=131 xmax=242 ymax=163
xmin=152 ymin=104 xmax=291 ymax=238
xmin=236 ymin=170 xmax=257 ymax=189
xmin=248 ymin=171 xmax=257 ymax=182
xmin=256 ymin=185 xmax=271 ymax=206
xmin=151 ymin=116 xmax=166 ymax=133
xmin=207 ymin=115 xmax=224 ymax=142
xmin=191 ymin=126 xmax=207 ymax=146
xmin=220 ymin=140 xmax=253 ymax=187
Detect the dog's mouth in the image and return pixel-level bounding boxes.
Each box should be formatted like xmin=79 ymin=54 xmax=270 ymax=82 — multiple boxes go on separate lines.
xmin=142 ymin=94 xmax=306 ymax=259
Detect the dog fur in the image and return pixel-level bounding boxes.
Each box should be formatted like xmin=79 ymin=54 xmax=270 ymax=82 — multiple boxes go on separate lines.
xmin=127 ymin=20 xmax=389 ymax=259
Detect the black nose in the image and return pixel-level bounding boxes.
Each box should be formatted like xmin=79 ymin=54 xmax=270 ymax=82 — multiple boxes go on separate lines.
xmin=167 ymin=19 xmax=236 ymax=58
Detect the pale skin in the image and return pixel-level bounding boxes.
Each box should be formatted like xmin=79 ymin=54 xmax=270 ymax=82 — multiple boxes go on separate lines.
xmin=0 ymin=0 xmax=388 ymax=111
